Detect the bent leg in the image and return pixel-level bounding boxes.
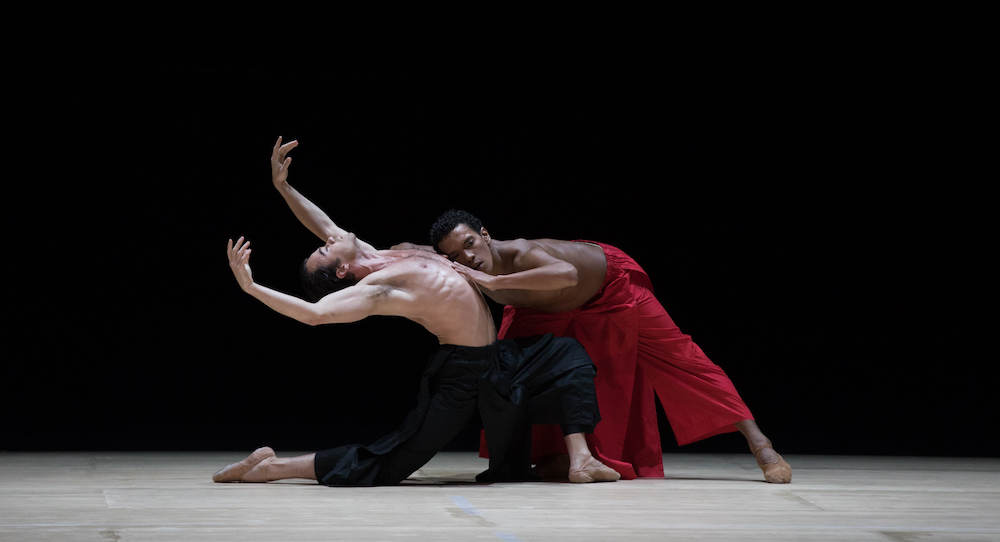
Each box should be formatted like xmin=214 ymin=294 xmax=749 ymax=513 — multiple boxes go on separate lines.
xmin=497 ymin=309 xmax=660 ymax=480
xmin=313 ymin=353 xmax=485 ymax=487
xmin=372 ymin=390 xmax=480 ymax=485
xmin=500 ymin=335 xmax=617 ymax=482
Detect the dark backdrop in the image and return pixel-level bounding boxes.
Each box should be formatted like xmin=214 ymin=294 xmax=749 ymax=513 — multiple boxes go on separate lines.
xmin=5 ymin=7 xmax=993 ymax=458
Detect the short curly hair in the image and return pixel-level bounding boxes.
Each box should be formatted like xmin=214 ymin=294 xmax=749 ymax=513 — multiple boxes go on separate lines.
xmin=429 ymin=209 xmax=484 ymax=252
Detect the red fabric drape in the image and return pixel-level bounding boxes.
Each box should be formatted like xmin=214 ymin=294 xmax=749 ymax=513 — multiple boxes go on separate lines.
xmin=480 ymin=242 xmax=753 ymax=479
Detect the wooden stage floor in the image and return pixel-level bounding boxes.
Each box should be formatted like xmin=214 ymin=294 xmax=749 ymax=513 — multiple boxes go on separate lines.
xmin=1 ymin=451 xmax=998 ymax=541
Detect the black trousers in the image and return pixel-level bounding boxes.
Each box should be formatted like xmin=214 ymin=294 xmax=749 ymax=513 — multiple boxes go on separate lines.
xmin=313 ymin=334 xmax=600 ymax=486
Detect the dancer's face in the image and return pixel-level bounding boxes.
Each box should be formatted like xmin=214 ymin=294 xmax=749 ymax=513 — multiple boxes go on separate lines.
xmin=306 ymin=233 xmax=359 ymax=277
xmin=437 ymin=224 xmax=495 ymax=275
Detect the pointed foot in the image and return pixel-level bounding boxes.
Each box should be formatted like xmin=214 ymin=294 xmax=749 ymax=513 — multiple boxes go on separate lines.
xmin=213 ymin=447 xmax=276 ymax=483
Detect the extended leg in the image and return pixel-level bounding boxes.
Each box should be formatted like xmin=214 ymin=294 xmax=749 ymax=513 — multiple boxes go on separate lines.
xmin=633 ymin=284 xmax=790 ymax=482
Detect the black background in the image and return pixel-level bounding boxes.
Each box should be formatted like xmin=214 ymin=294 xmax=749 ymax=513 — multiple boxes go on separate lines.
xmin=4 ymin=7 xmax=993 ymax=458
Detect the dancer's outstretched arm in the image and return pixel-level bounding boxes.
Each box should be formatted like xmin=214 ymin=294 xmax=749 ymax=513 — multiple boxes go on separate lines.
xmin=227 ymin=236 xmax=384 ymax=326
xmin=270 ymin=136 xmax=376 ymax=252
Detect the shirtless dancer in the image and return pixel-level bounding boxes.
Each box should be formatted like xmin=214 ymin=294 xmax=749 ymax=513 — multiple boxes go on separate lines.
xmin=213 ymin=138 xmax=619 ymax=485
xmin=418 ymin=210 xmax=791 ymax=484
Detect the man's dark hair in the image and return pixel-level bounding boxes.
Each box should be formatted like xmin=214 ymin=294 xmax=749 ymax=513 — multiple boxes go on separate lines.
xmin=429 ymin=209 xmax=484 ymax=252
xmin=300 ymin=258 xmax=358 ymax=301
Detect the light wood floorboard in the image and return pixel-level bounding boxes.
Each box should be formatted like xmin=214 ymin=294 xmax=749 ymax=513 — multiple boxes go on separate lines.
xmin=1 ymin=452 xmax=998 ymax=541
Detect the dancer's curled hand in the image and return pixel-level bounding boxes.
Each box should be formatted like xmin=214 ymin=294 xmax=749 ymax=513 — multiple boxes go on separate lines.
xmin=227 ymin=236 xmax=255 ymax=291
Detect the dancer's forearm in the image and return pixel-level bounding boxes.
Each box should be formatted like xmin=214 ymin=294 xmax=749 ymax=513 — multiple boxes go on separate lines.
xmin=244 ymin=281 xmax=379 ymax=327
xmin=275 ymin=181 xmax=340 ymax=242
xmin=244 ymin=282 xmax=326 ymax=326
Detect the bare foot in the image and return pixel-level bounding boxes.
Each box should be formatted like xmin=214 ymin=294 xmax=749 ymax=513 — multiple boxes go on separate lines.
xmin=213 ymin=447 xmax=276 ymax=483
xmin=568 ymin=457 xmax=621 ymax=483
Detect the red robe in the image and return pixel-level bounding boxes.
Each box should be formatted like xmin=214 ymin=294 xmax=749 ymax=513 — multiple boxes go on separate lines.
xmin=480 ymin=242 xmax=754 ymax=479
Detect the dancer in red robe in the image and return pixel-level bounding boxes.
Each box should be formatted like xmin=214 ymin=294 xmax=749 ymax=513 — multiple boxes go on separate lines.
xmin=424 ymin=210 xmax=791 ymax=483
